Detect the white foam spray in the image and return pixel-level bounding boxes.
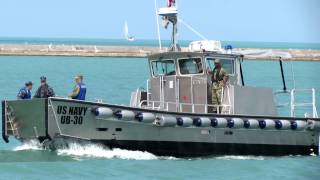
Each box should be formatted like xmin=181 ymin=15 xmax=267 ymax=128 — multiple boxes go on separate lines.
xmin=56 ymin=143 xmax=159 ymax=160
xmin=13 ymin=140 xmax=43 ymax=151
xmin=12 ymin=140 xmax=174 ymax=160
xmin=215 ymin=155 xmax=265 ymax=161
xmin=13 ymin=141 xmax=271 ymax=161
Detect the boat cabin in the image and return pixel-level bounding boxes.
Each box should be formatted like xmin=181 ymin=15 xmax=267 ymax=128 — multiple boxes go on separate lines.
xmin=131 ymin=51 xmax=277 ymax=116
xmin=128 ymin=3 xmax=280 ymax=116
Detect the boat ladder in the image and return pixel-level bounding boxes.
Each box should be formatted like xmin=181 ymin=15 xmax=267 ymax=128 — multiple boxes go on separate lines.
xmin=5 ymin=104 xmax=20 ymax=138
xmin=291 ymin=88 xmax=318 ymax=118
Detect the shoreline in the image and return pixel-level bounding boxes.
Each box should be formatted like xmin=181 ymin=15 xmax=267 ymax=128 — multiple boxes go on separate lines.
xmin=1 ymin=44 xmax=320 ymax=61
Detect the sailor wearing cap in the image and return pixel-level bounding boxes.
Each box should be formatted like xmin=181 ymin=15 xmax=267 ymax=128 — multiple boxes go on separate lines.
xmin=17 ymin=81 xmax=33 ymax=99
xmin=34 ymin=76 xmax=55 ymax=98
xmin=211 ymin=59 xmax=229 ymax=112
xmin=69 ymin=75 xmax=86 ymax=100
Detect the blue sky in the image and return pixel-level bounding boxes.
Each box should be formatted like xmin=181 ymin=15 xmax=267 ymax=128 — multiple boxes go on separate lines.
xmin=0 ymin=0 xmax=319 ymax=43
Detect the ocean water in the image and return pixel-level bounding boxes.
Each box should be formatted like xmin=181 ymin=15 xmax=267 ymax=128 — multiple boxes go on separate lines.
xmin=0 ymin=41 xmax=320 ymax=179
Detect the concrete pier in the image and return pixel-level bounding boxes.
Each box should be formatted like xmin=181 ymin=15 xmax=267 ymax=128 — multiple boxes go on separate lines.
xmin=0 ymin=44 xmax=320 ymax=61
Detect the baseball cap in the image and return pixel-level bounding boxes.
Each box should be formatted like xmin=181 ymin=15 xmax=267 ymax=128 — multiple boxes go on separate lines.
xmin=25 ymin=81 xmax=33 ymax=86
xmin=74 ymin=74 xmax=83 ymax=80
xmin=40 ymin=76 xmax=47 ymax=82
xmin=214 ymin=59 xmax=221 ymax=64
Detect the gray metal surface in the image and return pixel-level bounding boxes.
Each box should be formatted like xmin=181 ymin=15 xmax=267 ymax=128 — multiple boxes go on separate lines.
xmin=2 ymin=97 xmax=319 ymax=157
xmin=231 ymin=86 xmax=277 ymax=116
xmin=5 ymin=99 xmax=46 ymax=140
xmin=45 ymin=98 xmax=319 ymax=147
xmin=45 ymin=98 xmax=318 ymax=146
xmin=147 ymin=52 xmax=241 ymax=114
xmin=163 ymin=76 xmax=177 ymax=111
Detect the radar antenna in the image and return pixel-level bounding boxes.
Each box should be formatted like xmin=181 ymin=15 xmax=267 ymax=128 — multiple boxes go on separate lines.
xmin=158 ymin=0 xmax=180 ymax=52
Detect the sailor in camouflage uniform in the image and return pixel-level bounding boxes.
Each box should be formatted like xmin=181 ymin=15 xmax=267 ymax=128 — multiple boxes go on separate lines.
xmin=34 ymin=76 xmax=55 ymax=98
xmin=211 ymin=59 xmax=228 ymax=113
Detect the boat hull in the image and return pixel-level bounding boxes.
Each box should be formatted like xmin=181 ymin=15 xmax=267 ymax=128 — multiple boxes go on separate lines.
xmin=2 ymin=98 xmax=320 ymax=157
xmin=41 ymin=137 xmax=318 ymax=157
xmin=97 ymin=140 xmax=318 ymax=157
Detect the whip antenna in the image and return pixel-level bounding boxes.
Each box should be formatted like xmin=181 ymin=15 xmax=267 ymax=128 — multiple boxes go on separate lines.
xmin=154 ymin=0 xmax=162 ymax=51
xmin=178 ymin=18 xmax=208 ymax=40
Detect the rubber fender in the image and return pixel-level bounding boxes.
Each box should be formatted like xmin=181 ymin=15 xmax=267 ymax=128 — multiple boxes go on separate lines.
xmin=157 ymin=116 xmax=176 ymax=127
xmin=114 ymin=110 xmax=135 ymax=121
xmin=177 ymin=117 xmax=193 ymax=127
xmin=291 ymin=120 xmax=307 ymax=130
xmin=211 ymin=118 xmax=227 ymax=128
xmin=193 ymin=117 xmax=211 ymax=127
xmin=307 ymin=120 xmax=320 ymax=131
xmin=135 ymin=112 xmax=155 ymax=123
xmin=275 ymin=120 xmax=291 ymax=130
xmin=92 ymin=107 xmax=113 ymax=118
xmin=227 ymin=118 xmax=244 ymax=128
xmin=244 ymin=119 xmax=259 ymax=129
xmin=259 ymin=119 xmax=275 ymax=129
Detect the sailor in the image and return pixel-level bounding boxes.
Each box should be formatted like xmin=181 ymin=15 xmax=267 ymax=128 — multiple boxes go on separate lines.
xmin=17 ymin=81 xmax=33 ymax=99
xmin=34 ymin=76 xmax=55 ymax=98
xmin=211 ymin=59 xmax=229 ymax=112
xmin=69 ymin=75 xmax=86 ymax=100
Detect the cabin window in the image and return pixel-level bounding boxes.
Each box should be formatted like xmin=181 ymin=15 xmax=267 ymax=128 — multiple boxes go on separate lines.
xmin=206 ymin=58 xmax=234 ymax=74
xmin=151 ymin=60 xmax=176 ymax=76
xmin=178 ymin=58 xmax=203 ymax=75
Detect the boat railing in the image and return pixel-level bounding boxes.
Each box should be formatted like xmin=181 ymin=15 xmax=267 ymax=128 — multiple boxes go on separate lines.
xmin=138 ymin=100 xmax=232 ymax=114
xmin=221 ymin=85 xmax=232 ymax=114
xmin=291 ymin=88 xmax=318 ymax=118
xmin=273 ymin=90 xmax=291 ymax=108
xmin=144 ymin=76 xmax=232 ymax=114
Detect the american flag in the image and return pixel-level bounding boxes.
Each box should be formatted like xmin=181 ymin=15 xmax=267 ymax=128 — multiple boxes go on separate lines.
xmin=167 ymin=0 xmax=175 ymax=7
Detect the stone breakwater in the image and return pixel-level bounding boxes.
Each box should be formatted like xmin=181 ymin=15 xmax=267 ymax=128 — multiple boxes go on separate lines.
xmin=0 ymin=44 xmax=320 ymax=61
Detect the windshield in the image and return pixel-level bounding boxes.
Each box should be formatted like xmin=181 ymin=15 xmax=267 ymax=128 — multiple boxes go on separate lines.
xmin=151 ymin=60 xmax=176 ymax=76
xmin=178 ymin=58 xmax=203 ymax=75
xmin=206 ymin=58 xmax=234 ymax=74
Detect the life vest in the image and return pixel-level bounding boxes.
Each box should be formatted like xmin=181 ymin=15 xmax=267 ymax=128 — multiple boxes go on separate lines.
xmin=18 ymin=87 xmax=31 ymax=99
xmin=25 ymin=89 xmax=31 ymax=99
xmin=74 ymin=82 xmax=86 ymax=100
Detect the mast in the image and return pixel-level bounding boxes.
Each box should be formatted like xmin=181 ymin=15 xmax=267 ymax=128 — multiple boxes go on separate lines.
xmin=158 ymin=0 xmax=180 ymax=52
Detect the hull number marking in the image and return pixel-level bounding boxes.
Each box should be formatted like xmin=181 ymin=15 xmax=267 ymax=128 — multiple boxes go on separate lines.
xmin=56 ymin=106 xmax=88 ymax=125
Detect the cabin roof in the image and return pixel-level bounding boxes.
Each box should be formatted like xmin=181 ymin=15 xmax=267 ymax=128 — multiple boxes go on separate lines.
xmin=148 ymin=51 xmax=242 ymax=60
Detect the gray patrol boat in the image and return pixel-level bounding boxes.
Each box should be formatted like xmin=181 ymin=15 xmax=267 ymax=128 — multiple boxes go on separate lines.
xmin=2 ymin=2 xmax=320 ymax=157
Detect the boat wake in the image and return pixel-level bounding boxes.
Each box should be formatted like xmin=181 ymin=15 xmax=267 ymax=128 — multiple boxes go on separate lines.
xmin=56 ymin=143 xmax=159 ymax=160
xmin=12 ymin=140 xmax=173 ymax=160
xmin=214 ymin=155 xmax=265 ymax=160
xmin=12 ymin=141 xmax=285 ymax=161
xmin=13 ymin=140 xmax=43 ymax=151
